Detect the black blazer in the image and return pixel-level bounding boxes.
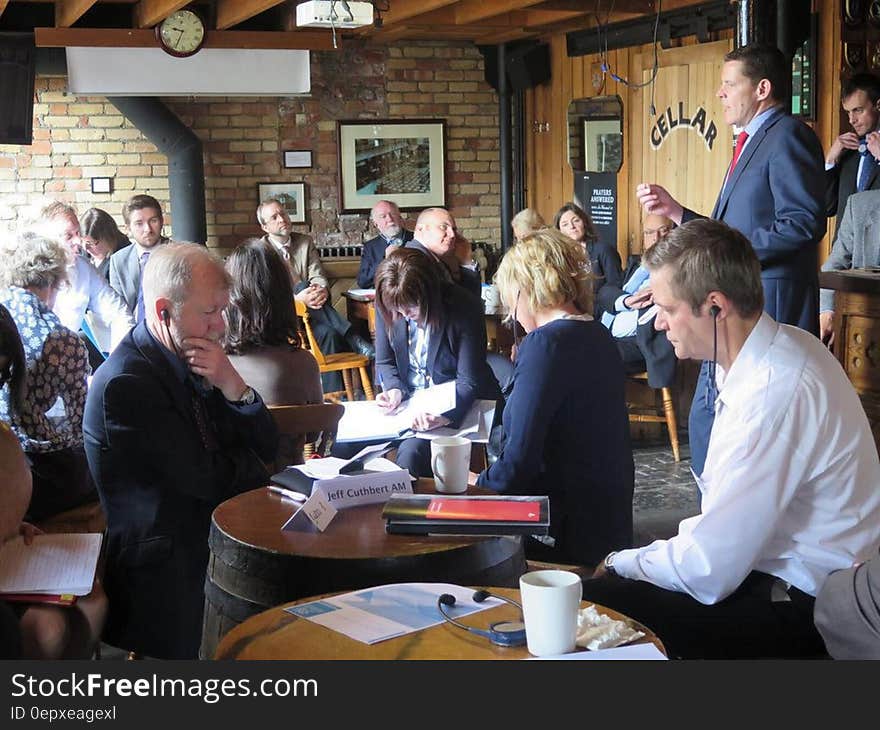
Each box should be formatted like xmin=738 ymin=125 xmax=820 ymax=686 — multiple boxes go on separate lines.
xmin=83 ymin=323 xmax=278 ymax=659
xmin=825 ymin=148 xmax=880 ymax=223
xmin=356 ymin=229 xmax=414 ymax=288
xmin=374 ymin=285 xmax=500 ymax=427
xmin=596 ymin=256 xmax=676 ymax=389
xmin=405 ymin=239 xmax=483 ymax=299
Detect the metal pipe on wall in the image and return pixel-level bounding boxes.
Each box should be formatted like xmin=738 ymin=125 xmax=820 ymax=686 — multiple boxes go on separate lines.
xmin=498 ymin=42 xmax=513 ymax=255
xmin=107 ymin=97 xmax=207 ymax=245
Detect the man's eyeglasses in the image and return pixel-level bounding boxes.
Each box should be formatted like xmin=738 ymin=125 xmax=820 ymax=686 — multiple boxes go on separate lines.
xmin=643 ymin=226 xmax=672 ymax=239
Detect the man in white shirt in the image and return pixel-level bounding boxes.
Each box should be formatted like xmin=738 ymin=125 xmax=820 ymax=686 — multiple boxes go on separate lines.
xmin=39 ymin=202 xmax=134 ymax=355
xmin=585 ymin=218 xmax=880 ymax=659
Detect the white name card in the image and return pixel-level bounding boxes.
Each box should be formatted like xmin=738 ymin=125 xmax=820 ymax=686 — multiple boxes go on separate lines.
xmin=282 ymin=487 xmax=338 ymax=533
xmin=315 ymin=469 xmax=413 ymax=510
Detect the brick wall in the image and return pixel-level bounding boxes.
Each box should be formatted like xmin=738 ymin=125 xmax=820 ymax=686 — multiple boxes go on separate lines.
xmin=0 ymin=41 xmax=501 ymax=254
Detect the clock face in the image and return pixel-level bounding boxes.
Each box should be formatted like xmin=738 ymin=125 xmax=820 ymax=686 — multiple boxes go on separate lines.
xmin=157 ymin=9 xmax=206 ymax=58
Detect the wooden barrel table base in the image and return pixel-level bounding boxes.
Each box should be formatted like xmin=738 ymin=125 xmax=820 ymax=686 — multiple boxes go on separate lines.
xmin=200 ymin=481 xmax=527 ymax=659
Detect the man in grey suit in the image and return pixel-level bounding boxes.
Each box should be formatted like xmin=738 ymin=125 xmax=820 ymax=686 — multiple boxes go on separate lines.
xmin=814 ymin=550 xmax=880 ymax=659
xmin=819 ymin=189 xmax=880 ymax=344
xmin=109 ymin=195 xmax=170 ymax=321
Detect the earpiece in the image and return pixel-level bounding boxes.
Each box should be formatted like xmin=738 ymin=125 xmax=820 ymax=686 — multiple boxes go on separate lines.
xmin=710 ymin=305 xmax=720 ymax=318
xmin=161 ymin=308 xmax=170 ymax=325
xmin=436 ymin=592 xmax=526 ymax=647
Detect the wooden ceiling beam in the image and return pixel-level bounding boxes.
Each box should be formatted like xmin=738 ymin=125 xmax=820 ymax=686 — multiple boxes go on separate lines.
xmin=454 ymin=0 xmax=545 ymax=25
xmin=380 ymin=0 xmax=459 ymax=26
xmin=215 ymin=0 xmax=287 ymax=30
xmin=55 ymin=0 xmax=99 ymax=28
xmin=135 ymin=0 xmax=190 ymax=29
xmin=34 ymin=27 xmax=338 ymax=50
xmin=0 ymin=1 xmax=9 ymax=21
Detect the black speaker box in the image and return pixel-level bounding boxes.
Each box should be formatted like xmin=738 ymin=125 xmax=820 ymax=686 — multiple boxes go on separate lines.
xmin=506 ymin=43 xmax=551 ymax=91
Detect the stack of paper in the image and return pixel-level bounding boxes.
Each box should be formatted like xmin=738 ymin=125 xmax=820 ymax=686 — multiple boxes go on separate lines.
xmin=0 ymin=533 xmax=103 ymax=598
xmin=337 ymin=381 xmax=494 ymax=443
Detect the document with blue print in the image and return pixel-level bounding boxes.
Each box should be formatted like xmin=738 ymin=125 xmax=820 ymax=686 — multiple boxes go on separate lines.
xmin=286 ymin=582 xmax=500 ymax=644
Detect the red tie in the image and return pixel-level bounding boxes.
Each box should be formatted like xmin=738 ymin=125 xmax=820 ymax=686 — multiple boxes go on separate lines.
xmin=729 ymin=130 xmax=749 ymax=176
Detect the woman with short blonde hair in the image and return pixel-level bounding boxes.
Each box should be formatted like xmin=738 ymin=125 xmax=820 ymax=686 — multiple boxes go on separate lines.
xmin=510 ymin=208 xmax=545 ymax=242
xmin=477 ymin=228 xmax=634 ymax=569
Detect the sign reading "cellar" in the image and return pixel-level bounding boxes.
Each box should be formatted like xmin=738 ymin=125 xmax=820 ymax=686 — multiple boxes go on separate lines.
xmin=650 ymin=102 xmax=719 ymax=151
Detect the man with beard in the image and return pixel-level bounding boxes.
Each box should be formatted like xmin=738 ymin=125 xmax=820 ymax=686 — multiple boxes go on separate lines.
xmin=356 ymin=200 xmax=414 ymax=288
xmin=109 ymin=194 xmax=172 ymax=322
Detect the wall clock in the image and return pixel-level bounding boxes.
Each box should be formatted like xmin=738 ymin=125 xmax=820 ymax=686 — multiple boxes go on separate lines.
xmin=156 ymin=9 xmax=206 ymax=58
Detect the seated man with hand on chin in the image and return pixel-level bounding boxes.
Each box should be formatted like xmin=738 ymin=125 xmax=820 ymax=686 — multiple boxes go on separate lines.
xmin=583 ymin=219 xmax=880 ymax=659
xmin=84 ymin=243 xmax=278 ymax=659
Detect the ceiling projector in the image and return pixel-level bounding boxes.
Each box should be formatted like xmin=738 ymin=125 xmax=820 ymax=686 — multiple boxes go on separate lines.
xmin=296 ymin=1 xmax=374 ymax=29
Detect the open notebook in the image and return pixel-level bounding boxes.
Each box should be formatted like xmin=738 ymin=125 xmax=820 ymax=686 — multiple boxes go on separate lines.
xmin=0 ymin=533 xmax=103 ymax=598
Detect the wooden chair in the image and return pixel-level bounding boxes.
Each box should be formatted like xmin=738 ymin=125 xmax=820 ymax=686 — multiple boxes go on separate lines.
xmin=268 ymin=403 xmax=345 ymax=466
xmin=294 ymin=300 xmax=375 ymax=403
xmin=626 ymin=372 xmax=680 ymax=462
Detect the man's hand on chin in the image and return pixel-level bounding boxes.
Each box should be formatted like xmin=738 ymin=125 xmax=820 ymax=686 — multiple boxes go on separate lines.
xmin=182 ymin=336 xmax=247 ymax=401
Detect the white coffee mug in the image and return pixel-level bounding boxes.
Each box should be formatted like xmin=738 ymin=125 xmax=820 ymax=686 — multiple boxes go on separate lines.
xmin=519 ymin=570 xmax=582 ymax=656
xmin=482 ymin=284 xmax=501 ymax=310
xmin=430 ymin=436 xmax=471 ymax=494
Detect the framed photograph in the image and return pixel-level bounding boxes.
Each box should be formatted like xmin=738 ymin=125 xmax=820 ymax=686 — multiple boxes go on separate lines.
xmin=283 ymin=149 xmax=312 ymax=168
xmin=257 ymin=182 xmax=307 ymax=224
xmin=337 ymin=119 xmax=446 ymax=213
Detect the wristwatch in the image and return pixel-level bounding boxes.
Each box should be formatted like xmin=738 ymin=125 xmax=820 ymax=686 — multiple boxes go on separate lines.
xmin=232 ymin=386 xmax=256 ymax=406
xmin=603 ymin=551 xmax=618 ymax=576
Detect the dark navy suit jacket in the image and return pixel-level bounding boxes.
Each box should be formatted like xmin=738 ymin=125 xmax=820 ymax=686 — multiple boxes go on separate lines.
xmin=587 ymin=240 xmax=624 ymax=316
xmin=682 ymin=106 xmax=825 ymax=334
xmin=404 ymin=239 xmax=482 ymax=298
xmin=478 ymin=319 xmax=634 ymax=568
xmin=83 ymin=322 xmax=278 ymax=658
xmin=374 ymin=285 xmax=499 ymax=427
xmin=356 ymin=229 xmax=414 ymax=288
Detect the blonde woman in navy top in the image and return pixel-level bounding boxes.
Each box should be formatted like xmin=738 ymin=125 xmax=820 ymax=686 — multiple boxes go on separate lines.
xmin=477 ymin=228 xmax=634 ymax=569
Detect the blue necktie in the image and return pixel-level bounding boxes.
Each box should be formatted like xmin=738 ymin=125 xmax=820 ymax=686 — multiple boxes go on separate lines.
xmin=857 ymin=140 xmax=874 ymax=192
xmin=135 ymin=251 xmax=150 ymax=323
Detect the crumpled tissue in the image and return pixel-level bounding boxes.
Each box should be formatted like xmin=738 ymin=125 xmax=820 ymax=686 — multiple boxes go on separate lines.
xmin=575 ymin=604 xmax=645 ymax=651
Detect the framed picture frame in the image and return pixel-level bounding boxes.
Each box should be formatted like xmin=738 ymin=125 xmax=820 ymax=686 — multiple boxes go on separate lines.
xmin=337 ymin=119 xmax=446 ymax=213
xmin=257 ymin=182 xmax=307 ymax=224
xmin=283 ymin=149 xmax=313 ymax=168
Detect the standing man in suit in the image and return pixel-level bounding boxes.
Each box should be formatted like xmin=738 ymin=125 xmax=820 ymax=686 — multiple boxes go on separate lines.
xmin=825 ymin=73 xmax=880 ymax=229
xmin=406 ymin=208 xmax=482 ymax=298
xmin=109 ymin=194 xmax=171 ymax=321
xmin=356 ymin=200 xmax=414 ymax=288
xmin=819 ymin=189 xmax=880 ymax=344
xmin=636 ymin=43 xmax=826 ymax=475
xmin=83 ymin=243 xmax=278 ymax=659
xmin=597 ymin=214 xmax=676 ymax=388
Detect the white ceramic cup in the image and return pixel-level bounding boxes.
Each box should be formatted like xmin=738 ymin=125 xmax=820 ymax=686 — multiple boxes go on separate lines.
xmin=519 ymin=569 xmax=583 ymax=656
xmin=482 ymin=284 xmax=501 ymax=310
xmin=430 ymin=436 xmax=471 ymax=494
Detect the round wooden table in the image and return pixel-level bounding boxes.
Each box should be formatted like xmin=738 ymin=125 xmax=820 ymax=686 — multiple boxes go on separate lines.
xmin=214 ymin=587 xmax=665 ymax=659
xmin=200 ymin=480 xmax=527 ymax=659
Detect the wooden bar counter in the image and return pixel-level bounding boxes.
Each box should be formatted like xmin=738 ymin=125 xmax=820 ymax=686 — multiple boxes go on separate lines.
xmin=820 ymin=269 xmax=880 ymax=449
xmin=200 ymin=479 xmax=527 ymax=659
